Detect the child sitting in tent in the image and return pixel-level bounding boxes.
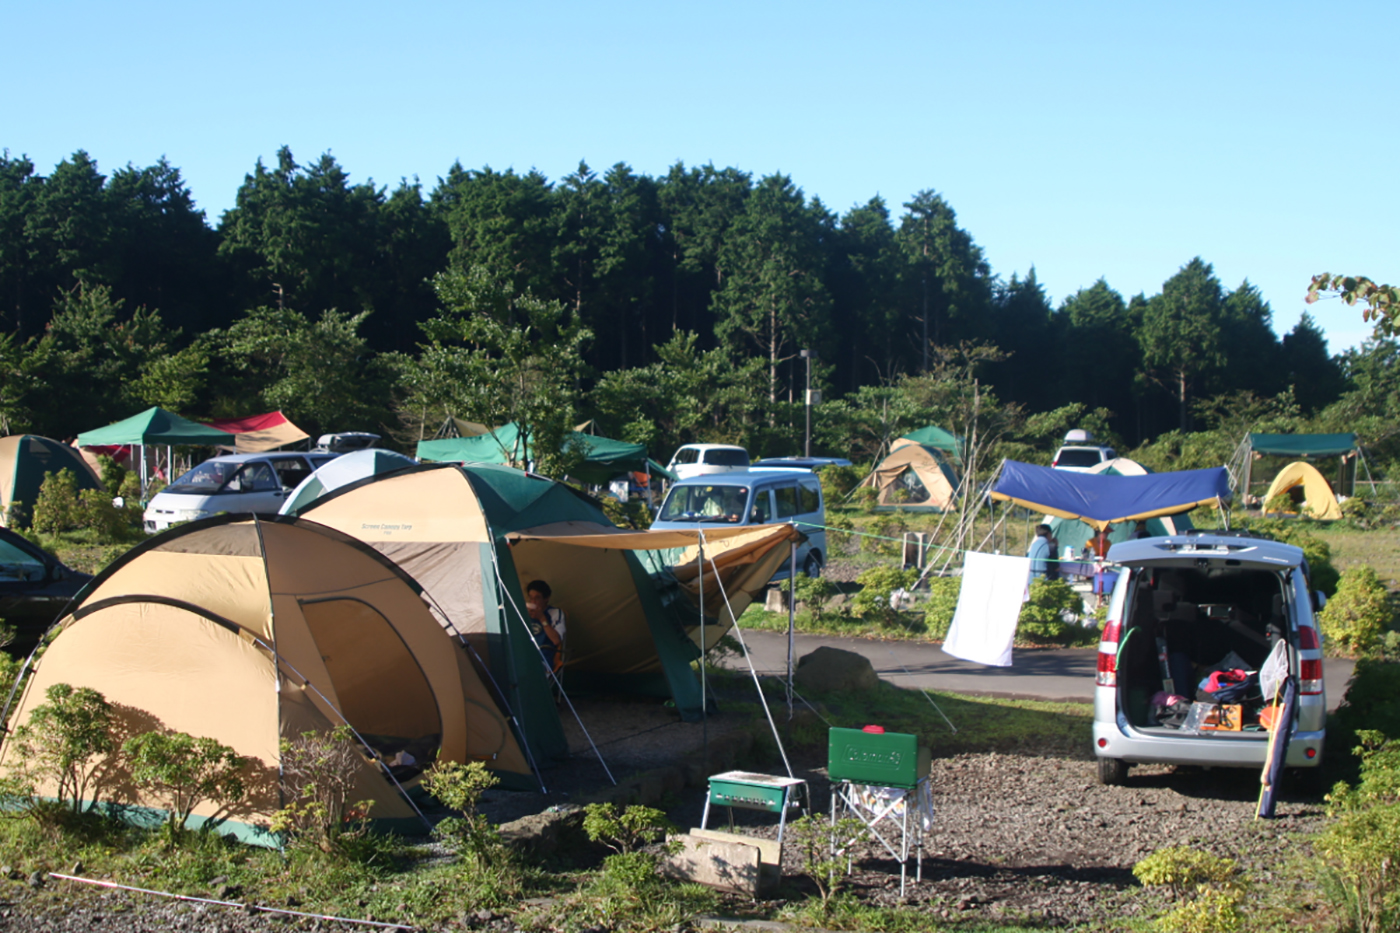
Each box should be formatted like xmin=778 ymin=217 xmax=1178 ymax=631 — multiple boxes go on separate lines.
xmin=526 ymin=579 xmax=566 ymax=676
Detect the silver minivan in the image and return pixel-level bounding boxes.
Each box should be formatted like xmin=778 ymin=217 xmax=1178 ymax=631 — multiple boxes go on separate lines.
xmin=650 ymin=469 xmax=827 ymax=577
xmin=1093 ymin=531 xmax=1327 ymax=784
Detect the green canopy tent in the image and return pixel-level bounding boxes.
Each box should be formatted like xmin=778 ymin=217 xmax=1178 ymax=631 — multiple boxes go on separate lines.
xmin=77 ymin=407 xmax=234 ymax=495
xmin=1237 ymin=433 xmax=1360 ymax=508
xmin=416 ymin=422 xmax=670 ymax=485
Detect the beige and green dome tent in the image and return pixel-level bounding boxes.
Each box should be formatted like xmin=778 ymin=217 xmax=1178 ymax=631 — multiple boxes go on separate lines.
xmin=292 ymin=462 xmax=800 ymax=764
xmin=0 ymin=435 xmax=103 ymax=527
xmin=857 ymin=443 xmax=960 ymax=510
xmin=0 ymin=514 xmax=529 ymax=843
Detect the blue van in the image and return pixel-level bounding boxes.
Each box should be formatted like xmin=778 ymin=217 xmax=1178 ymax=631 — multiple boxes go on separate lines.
xmin=651 ymin=469 xmax=827 ymax=577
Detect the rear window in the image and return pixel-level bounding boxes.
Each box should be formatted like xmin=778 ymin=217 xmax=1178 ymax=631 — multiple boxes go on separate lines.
xmin=703 ymin=448 xmax=749 ymax=467
xmin=270 ymin=457 xmax=313 ymax=489
xmin=672 ymin=448 xmax=698 ymax=465
xmin=799 ymin=481 xmax=821 ymax=514
xmin=1055 ymin=448 xmax=1105 ymax=468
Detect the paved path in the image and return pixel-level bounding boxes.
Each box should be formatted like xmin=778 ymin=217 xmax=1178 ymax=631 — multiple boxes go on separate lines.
xmin=722 ymin=629 xmax=1357 ymax=712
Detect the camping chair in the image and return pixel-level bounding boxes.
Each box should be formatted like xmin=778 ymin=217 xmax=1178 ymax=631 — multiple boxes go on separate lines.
xmin=828 ymin=726 xmax=933 ymax=897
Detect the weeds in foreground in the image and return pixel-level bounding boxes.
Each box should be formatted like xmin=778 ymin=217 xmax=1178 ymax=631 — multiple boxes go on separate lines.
xmin=1133 ymin=846 xmax=1246 ymax=933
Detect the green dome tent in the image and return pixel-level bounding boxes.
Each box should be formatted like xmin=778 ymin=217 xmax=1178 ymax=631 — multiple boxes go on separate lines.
xmin=417 ymin=422 xmax=665 ymax=484
xmin=0 ymin=435 xmax=103 ymax=528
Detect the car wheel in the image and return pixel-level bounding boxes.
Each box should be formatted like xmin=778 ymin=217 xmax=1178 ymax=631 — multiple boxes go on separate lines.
xmin=802 ymin=553 xmax=823 ymax=578
xmin=1097 ymin=756 xmax=1128 ymax=786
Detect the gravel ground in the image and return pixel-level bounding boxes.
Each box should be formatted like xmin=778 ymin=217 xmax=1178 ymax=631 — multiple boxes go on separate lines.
xmin=0 ymin=695 xmax=1334 ymax=931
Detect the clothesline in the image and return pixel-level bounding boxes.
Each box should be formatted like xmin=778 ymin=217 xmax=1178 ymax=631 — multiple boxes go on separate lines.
xmin=792 ymin=520 xmax=1123 ymax=567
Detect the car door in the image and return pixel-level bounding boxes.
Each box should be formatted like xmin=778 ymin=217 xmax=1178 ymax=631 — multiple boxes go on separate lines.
xmin=229 ymin=461 xmax=284 ymax=514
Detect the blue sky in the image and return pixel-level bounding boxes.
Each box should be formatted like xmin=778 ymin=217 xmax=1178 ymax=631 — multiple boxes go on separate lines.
xmin=4 ymin=1 xmax=1395 ymax=351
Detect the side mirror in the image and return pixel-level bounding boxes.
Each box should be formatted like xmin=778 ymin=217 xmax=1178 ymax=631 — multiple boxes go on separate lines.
xmin=1313 ymin=590 xmax=1327 ymax=613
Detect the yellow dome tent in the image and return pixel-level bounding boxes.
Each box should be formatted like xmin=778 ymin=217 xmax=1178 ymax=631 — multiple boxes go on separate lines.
xmin=1263 ymin=461 xmax=1342 ymax=521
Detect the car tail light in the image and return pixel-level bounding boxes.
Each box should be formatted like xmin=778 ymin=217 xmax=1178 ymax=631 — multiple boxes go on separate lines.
xmin=1101 ymin=620 xmax=1121 ymax=643
xmin=1297 ymin=626 xmax=1319 ymax=650
xmin=1096 ymin=650 xmax=1117 ymax=687
xmin=1300 ymin=659 xmax=1323 ymax=695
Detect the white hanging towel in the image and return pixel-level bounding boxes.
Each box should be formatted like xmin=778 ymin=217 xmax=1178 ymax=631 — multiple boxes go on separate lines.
xmin=943 ymin=551 xmax=1030 ymax=667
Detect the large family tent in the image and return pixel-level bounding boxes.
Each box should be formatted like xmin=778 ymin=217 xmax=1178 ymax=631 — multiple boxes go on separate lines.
xmin=416 ymin=422 xmax=654 ymax=485
xmin=1235 ymin=433 xmax=1360 ymax=506
xmin=292 ymin=463 xmax=799 ymax=763
xmin=857 ymin=443 xmax=960 ymax=510
xmin=279 ymin=448 xmax=418 ymax=515
xmin=990 ymin=460 xmax=1231 ymax=528
xmin=0 ymin=435 xmax=103 ymax=527
xmin=1044 ymin=458 xmax=1194 ymax=551
xmin=203 ymin=411 xmax=309 ymax=453
xmin=1263 ymin=461 xmax=1343 ymax=520
xmin=0 ymin=515 xmax=530 ymax=842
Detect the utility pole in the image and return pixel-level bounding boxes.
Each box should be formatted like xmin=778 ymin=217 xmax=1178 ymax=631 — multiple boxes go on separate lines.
xmin=801 ymin=349 xmax=814 ymax=457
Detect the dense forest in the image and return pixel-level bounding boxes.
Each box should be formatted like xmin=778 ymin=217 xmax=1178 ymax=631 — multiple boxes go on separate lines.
xmin=1 ymin=146 xmax=1394 ymax=476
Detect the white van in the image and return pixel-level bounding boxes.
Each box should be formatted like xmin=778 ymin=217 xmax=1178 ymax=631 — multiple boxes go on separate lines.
xmin=143 ymin=452 xmax=337 ymax=532
xmin=650 ymin=469 xmax=826 ymax=577
xmin=666 ymin=444 xmax=750 ymax=481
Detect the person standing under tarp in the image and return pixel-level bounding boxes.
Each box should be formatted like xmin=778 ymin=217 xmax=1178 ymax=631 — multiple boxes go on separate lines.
xmin=1028 ymin=524 xmax=1056 ymax=579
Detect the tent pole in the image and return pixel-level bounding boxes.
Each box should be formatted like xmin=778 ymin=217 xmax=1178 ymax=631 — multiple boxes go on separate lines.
xmin=699 ymin=531 xmax=707 ymax=771
xmin=1242 ymin=443 xmax=1253 ymax=513
xmin=787 ymin=541 xmax=796 ymax=726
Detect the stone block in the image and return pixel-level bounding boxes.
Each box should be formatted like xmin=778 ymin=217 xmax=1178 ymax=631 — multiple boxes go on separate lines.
xmin=660 ymin=832 xmax=762 ymax=896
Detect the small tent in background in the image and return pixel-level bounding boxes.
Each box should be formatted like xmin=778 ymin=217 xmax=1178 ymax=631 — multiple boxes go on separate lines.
xmin=893 ymin=425 xmax=961 ymax=459
xmin=0 ymin=435 xmax=103 ymax=527
xmin=1236 ymin=432 xmax=1360 ymax=506
xmin=1044 ymin=458 xmax=1194 ymax=552
xmin=292 ymin=463 xmax=798 ymax=764
xmin=1263 ymin=461 xmax=1342 ymax=520
xmin=416 ymin=422 xmax=653 ymax=485
xmin=279 ymin=448 xmax=418 ymax=515
xmin=203 ymin=411 xmax=309 ymax=453
xmin=857 ymin=443 xmax=960 ymax=510
xmin=0 ymin=515 xmax=531 ymax=841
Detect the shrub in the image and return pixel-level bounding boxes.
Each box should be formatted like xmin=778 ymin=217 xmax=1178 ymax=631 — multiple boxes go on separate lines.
xmin=269 ymin=726 xmax=374 ymax=852
xmin=1018 ymin=577 xmax=1083 ymax=643
xmin=923 ymin=575 xmax=962 ymax=641
xmin=850 ymin=566 xmax=920 ymax=626
xmin=96 ymin=455 xmax=126 ymax=498
xmin=4 ymin=683 xmax=115 ymax=820
xmin=818 ymin=464 xmax=863 ymax=504
xmin=782 ymin=573 xmax=839 ymax=624
xmin=421 ymin=759 xmax=501 ymax=867
xmin=1153 ymin=885 xmax=1247 ymax=933
xmin=1134 ymin=846 xmax=1238 ymax=898
xmin=1314 ymin=731 xmax=1400 ymax=933
xmin=122 ymin=731 xmax=247 ymax=842
xmin=852 ymin=484 xmax=878 ymax=513
xmin=1319 ymin=565 xmax=1397 ymax=657
xmin=31 ymin=469 xmax=85 ymax=535
xmin=788 ymin=814 xmax=867 ymax=911
xmin=582 ymin=802 xmax=676 ymax=855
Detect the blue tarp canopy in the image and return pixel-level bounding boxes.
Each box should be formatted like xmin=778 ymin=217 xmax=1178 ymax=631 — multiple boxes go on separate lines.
xmin=989 ymin=460 xmax=1231 ymax=530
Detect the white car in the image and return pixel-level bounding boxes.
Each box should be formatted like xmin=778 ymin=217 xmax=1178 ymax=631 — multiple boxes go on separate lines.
xmin=143 ymin=452 xmax=337 ymax=532
xmin=665 ymin=444 xmax=750 ymax=481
